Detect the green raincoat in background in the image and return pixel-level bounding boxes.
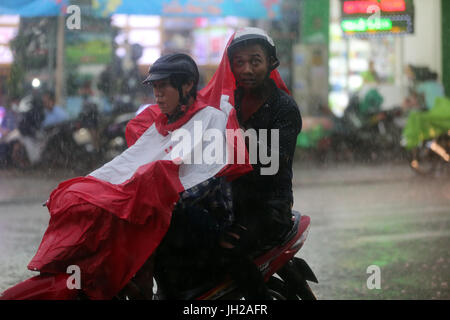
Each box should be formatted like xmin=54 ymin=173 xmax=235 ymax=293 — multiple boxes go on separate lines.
xmin=402 ymin=97 xmax=450 ymax=149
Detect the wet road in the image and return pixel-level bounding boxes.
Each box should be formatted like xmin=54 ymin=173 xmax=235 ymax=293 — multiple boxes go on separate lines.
xmin=293 ymin=162 xmax=450 ymax=300
xmin=0 ymin=162 xmax=449 ymax=299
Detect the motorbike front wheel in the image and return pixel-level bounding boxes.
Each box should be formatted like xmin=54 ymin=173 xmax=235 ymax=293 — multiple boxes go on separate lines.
xmin=410 ymin=145 xmax=440 ymax=176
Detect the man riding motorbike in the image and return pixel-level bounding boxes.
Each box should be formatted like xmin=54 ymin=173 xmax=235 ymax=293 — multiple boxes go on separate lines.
xmin=217 ymin=27 xmax=303 ymax=300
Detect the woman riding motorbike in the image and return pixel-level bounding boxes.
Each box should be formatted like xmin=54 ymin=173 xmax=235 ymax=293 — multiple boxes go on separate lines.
xmin=0 ymin=53 xmax=251 ymax=300
xmin=119 ymin=53 xmax=240 ymax=299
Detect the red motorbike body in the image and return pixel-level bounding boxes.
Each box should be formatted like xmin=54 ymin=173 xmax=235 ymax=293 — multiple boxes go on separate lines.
xmin=195 ymin=211 xmax=313 ymax=300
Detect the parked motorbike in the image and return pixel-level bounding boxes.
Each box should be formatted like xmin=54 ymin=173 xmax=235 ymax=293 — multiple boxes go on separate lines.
xmin=4 ymin=94 xmax=136 ymax=171
xmin=74 ymin=95 xmax=138 ymax=165
xmin=0 ymin=211 xmax=318 ymax=300
xmin=0 ymin=94 xmax=86 ymax=170
xmin=4 ymin=119 xmax=97 ymax=171
xmin=330 ymin=94 xmax=406 ymax=162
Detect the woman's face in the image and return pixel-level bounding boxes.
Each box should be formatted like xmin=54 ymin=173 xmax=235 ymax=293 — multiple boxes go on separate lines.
xmin=151 ymin=78 xmax=193 ymax=115
xmin=230 ymin=44 xmax=270 ymax=91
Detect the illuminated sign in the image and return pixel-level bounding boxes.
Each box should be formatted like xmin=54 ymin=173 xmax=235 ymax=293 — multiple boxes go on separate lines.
xmin=341 ymin=0 xmax=414 ymax=36
xmin=342 ymin=18 xmax=393 ymax=32
xmin=343 ymin=0 xmax=406 ymax=15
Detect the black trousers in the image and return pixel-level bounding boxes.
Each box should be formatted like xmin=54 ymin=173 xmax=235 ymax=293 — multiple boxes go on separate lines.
xmin=158 ymin=201 xmax=292 ymax=300
xmin=221 ymin=196 xmax=293 ymax=300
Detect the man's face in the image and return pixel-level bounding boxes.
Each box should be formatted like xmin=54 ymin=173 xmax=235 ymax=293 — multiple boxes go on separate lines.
xmin=230 ymin=44 xmax=270 ymax=91
xmin=151 ymin=78 xmax=180 ymax=115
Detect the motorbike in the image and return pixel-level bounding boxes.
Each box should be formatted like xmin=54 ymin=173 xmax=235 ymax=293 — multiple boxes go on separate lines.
xmin=4 ymin=119 xmax=98 ymax=171
xmin=1 ymin=94 xmax=92 ymax=170
xmin=0 ymin=211 xmax=318 ymax=300
xmin=4 ymin=94 xmax=136 ymax=171
xmin=74 ymin=95 xmax=137 ymax=165
xmin=408 ymin=130 xmax=450 ymax=176
xmin=151 ymin=211 xmax=317 ymax=300
xmin=330 ymin=94 xmax=406 ymax=162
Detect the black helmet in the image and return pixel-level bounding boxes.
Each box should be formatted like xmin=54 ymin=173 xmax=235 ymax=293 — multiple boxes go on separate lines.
xmin=142 ymin=53 xmax=199 ymax=85
xmin=227 ymin=27 xmax=280 ymax=70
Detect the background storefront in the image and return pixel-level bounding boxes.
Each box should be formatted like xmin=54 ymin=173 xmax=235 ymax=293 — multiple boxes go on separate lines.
xmin=111 ymin=15 xmax=250 ymax=86
xmin=0 ymin=0 xmax=447 ymax=114
xmin=0 ymin=0 xmax=288 ymax=110
xmin=328 ymin=0 xmax=444 ymax=117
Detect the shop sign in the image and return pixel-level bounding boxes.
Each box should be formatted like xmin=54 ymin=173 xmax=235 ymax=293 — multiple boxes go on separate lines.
xmin=340 ymin=0 xmax=414 ymax=37
xmin=92 ymin=0 xmax=282 ymax=19
xmin=1 ymin=0 xmax=281 ymax=19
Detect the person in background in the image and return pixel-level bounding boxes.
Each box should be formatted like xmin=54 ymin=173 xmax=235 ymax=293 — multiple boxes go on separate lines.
xmin=403 ymin=65 xmax=445 ymax=112
xmin=0 ymin=96 xmax=19 ymax=166
xmin=0 ymin=97 xmax=18 ymax=138
xmin=361 ymin=60 xmax=380 ymax=84
xmin=41 ymin=90 xmax=68 ymax=128
xmin=416 ymin=72 xmax=445 ymax=110
xmin=78 ymin=81 xmax=101 ymax=153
